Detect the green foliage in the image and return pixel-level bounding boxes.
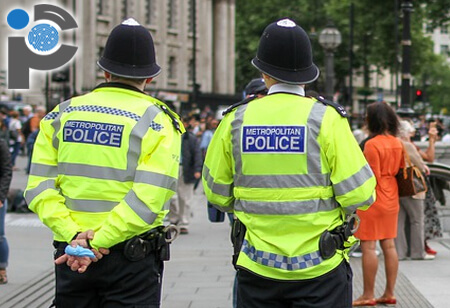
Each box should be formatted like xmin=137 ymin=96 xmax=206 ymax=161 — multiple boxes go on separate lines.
xmin=235 ymin=0 xmax=450 ymax=111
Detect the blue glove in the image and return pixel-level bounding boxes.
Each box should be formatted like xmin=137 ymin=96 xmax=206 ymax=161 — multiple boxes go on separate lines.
xmin=65 ymin=245 xmax=96 ymax=259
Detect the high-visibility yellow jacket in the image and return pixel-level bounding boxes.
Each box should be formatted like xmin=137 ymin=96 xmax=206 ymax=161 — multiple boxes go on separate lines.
xmin=202 ymin=85 xmax=376 ymax=280
xmin=24 ymin=83 xmax=184 ymax=249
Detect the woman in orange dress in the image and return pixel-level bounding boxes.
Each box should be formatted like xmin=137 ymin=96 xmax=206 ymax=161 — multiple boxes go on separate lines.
xmin=353 ymin=102 xmax=404 ymax=307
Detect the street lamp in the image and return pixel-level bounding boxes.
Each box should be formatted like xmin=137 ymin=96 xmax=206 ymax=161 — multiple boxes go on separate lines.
xmin=319 ymin=23 xmax=342 ymax=101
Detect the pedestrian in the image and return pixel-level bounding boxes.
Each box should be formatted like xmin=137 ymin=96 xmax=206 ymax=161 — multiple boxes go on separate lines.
xmin=24 ymin=18 xmax=184 ymax=307
xmin=416 ymin=121 xmax=442 ymax=255
xmin=202 ymin=18 xmax=376 ymax=308
xmin=8 ymin=110 xmax=24 ymax=170
xmin=353 ymin=102 xmax=404 ymax=307
xmin=25 ymin=106 xmax=46 ymax=174
xmin=0 ymin=135 xmax=12 ymax=284
xmin=169 ymin=117 xmax=203 ymax=235
xmin=395 ymin=120 xmax=434 ymax=261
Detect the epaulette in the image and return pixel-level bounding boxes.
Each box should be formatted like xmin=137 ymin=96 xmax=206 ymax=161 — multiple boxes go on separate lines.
xmin=316 ymin=96 xmax=349 ymax=118
xmin=222 ymin=95 xmax=258 ymax=116
xmin=159 ymin=104 xmax=183 ymax=134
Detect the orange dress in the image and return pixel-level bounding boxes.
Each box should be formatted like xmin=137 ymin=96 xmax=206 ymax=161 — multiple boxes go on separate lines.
xmin=355 ymin=135 xmax=404 ymax=240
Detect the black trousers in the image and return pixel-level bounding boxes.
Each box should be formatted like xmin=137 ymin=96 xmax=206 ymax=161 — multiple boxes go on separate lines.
xmin=236 ymin=260 xmax=352 ymax=308
xmin=53 ymin=245 xmax=163 ymax=308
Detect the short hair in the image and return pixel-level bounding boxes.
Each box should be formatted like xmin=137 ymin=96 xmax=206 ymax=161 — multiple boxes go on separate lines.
xmin=366 ymin=102 xmax=399 ymax=137
xmin=35 ymin=106 xmax=46 ymax=113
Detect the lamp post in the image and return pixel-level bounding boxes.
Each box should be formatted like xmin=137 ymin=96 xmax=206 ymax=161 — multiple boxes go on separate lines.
xmin=319 ymin=23 xmax=342 ymax=101
xmin=397 ymin=0 xmax=415 ymax=117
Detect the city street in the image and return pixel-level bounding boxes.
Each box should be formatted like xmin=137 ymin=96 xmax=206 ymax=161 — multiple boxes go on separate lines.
xmin=0 ymin=155 xmax=449 ymax=307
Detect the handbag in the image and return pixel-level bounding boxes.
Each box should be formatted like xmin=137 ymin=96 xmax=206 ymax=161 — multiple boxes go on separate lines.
xmin=396 ymin=145 xmax=427 ymax=197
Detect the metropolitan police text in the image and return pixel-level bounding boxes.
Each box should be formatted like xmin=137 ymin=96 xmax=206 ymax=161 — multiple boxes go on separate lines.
xmin=242 ymin=126 xmax=306 ymax=153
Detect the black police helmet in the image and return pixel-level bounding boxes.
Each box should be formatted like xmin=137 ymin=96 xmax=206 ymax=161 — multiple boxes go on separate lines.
xmin=243 ymin=78 xmax=267 ymax=97
xmin=98 ymin=18 xmax=161 ymax=79
xmin=252 ymin=19 xmax=319 ymax=85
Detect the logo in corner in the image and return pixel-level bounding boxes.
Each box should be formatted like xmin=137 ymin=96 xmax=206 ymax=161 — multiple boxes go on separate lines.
xmin=7 ymin=4 xmax=78 ymax=89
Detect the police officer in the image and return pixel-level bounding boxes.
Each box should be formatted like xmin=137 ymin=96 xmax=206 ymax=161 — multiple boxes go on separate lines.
xmin=202 ymin=19 xmax=376 ymax=307
xmin=24 ymin=18 xmax=183 ymax=307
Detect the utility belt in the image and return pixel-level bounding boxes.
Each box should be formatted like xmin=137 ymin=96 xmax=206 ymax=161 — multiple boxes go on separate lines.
xmin=54 ymin=225 xmax=179 ymax=262
xmin=319 ymin=214 xmax=360 ymax=259
xmin=230 ymin=214 xmax=360 ymax=268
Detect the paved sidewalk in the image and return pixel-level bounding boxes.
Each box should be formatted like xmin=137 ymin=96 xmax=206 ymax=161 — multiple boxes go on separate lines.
xmin=0 ymin=156 xmax=449 ymax=307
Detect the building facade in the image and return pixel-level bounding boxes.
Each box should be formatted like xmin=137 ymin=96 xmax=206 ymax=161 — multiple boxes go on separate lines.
xmin=0 ymin=0 xmax=236 ymax=111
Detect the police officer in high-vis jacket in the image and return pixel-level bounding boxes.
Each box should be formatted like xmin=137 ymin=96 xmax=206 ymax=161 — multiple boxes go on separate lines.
xmin=24 ymin=18 xmax=184 ymax=307
xmin=202 ymin=19 xmax=376 ymax=308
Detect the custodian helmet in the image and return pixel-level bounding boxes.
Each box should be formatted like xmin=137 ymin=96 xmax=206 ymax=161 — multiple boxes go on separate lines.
xmin=243 ymin=78 xmax=267 ymax=97
xmin=98 ymin=18 xmax=161 ymax=79
xmin=251 ymin=19 xmax=319 ymax=85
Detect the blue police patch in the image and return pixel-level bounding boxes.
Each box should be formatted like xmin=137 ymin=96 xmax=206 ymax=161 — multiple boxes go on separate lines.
xmin=242 ymin=125 xmax=306 ymax=153
xmin=63 ymin=120 xmax=124 ymax=147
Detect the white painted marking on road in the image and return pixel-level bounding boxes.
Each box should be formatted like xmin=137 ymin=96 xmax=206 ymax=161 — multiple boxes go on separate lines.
xmin=5 ymin=214 xmax=46 ymax=228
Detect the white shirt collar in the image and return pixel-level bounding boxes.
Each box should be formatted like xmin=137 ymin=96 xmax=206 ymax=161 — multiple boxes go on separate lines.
xmin=267 ymin=83 xmax=305 ymax=96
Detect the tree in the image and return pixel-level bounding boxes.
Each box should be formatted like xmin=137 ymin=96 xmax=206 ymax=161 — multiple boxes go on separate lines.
xmin=235 ymin=0 xmax=450 ymax=112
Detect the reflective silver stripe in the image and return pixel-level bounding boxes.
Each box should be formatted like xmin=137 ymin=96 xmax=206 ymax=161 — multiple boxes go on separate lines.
xmin=203 ymin=165 xmax=233 ymax=197
xmin=64 ymin=196 xmax=118 ymax=212
xmin=29 ymin=163 xmax=58 ymax=177
xmin=51 ymin=99 xmax=72 ymax=150
xmin=135 ymin=170 xmax=177 ymax=191
xmin=58 ymin=162 xmax=132 ymax=181
xmin=163 ymin=200 xmax=170 ymax=211
xmin=241 ymin=239 xmax=323 ymax=270
xmin=333 ymin=164 xmax=374 ymax=196
xmin=231 ymin=104 xmax=248 ymax=182
xmin=234 ymin=198 xmax=338 ymax=215
xmin=124 ymin=189 xmax=157 ymax=224
xmin=24 ymin=179 xmax=57 ymax=204
xmin=306 ymin=103 xmax=326 ymax=174
xmin=236 ymin=173 xmax=330 ymax=189
xmin=126 ymin=105 xmax=162 ymax=176
xmin=345 ymin=194 xmax=375 ymax=214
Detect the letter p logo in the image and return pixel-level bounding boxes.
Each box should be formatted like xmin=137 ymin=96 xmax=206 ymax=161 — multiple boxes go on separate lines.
xmin=7 ymin=4 xmax=78 ymax=89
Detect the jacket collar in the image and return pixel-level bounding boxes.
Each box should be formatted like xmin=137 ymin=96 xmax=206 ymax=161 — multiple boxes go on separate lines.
xmin=268 ymin=83 xmax=305 ymax=96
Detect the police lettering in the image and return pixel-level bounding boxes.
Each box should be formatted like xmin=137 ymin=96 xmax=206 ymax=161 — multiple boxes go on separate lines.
xmin=245 ymin=135 xmax=300 ymax=151
xmin=63 ymin=120 xmax=124 ymax=147
xmin=242 ymin=125 xmax=306 ymax=153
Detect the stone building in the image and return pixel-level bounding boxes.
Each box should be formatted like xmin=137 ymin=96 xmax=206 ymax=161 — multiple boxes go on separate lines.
xmin=0 ymin=0 xmax=236 ymax=112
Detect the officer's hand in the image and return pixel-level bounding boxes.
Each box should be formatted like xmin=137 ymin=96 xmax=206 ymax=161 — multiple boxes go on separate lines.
xmin=66 ymin=255 xmax=93 ymax=273
xmin=73 ymin=230 xmax=110 ymax=261
xmin=54 ymin=252 xmax=93 ymax=273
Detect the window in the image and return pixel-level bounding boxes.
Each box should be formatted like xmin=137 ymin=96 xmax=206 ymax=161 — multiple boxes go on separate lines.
xmin=122 ymin=0 xmax=128 ymax=20
xmin=98 ymin=46 xmax=105 ymax=59
xmin=168 ymin=56 xmax=176 ymax=79
xmin=167 ymin=0 xmax=177 ymax=29
xmin=145 ymin=0 xmax=156 ymax=25
xmin=440 ymin=45 xmax=449 ymax=57
xmin=188 ymin=58 xmax=194 ymax=82
xmin=425 ymin=23 xmax=433 ymax=34
xmin=188 ymin=0 xmax=196 ymax=33
xmin=441 ymin=25 xmax=449 ymax=34
xmin=97 ymin=0 xmax=104 ymax=15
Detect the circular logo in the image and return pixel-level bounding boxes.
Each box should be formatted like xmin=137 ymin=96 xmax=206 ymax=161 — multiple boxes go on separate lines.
xmin=27 ymin=24 xmax=59 ymax=52
xmin=7 ymin=9 xmax=30 ymax=30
